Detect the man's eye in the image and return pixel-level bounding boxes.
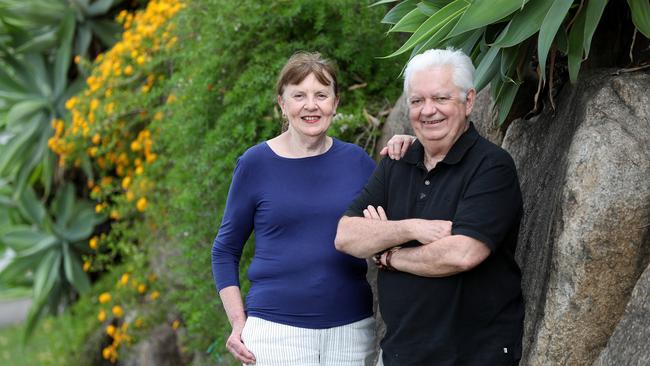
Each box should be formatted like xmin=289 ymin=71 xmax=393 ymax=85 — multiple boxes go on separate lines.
xmin=410 ymin=99 xmax=422 ymax=105
xmin=317 ymin=93 xmax=328 ymax=99
xmin=434 ymin=97 xmax=450 ymax=103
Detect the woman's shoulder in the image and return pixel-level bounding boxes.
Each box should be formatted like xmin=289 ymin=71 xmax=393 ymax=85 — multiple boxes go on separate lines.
xmin=237 ymin=141 xmax=273 ymax=167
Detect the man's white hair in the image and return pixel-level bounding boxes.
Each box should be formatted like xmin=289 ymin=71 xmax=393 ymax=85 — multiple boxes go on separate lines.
xmin=403 ymin=48 xmax=475 ymax=101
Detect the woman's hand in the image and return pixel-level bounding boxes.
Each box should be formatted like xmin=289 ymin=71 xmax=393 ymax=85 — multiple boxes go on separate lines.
xmin=226 ymin=321 xmax=256 ymax=364
xmin=380 ymin=135 xmax=417 ymax=160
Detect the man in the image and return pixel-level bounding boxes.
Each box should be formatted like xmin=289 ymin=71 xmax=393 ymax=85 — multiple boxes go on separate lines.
xmin=335 ymin=48 xmax=524 ymax=366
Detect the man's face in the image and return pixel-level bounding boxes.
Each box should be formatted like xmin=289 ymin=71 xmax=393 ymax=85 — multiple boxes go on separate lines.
xmin=407 ymin=66 xmax=475 ymax=145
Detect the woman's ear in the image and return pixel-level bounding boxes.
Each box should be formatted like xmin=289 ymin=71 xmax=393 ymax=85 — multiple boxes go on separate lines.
xmin=277 ymin=94 xmax=285 ymax=115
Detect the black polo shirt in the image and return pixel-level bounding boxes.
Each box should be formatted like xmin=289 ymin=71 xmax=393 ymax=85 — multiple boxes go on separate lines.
xmin=345 ymin=123 xmax=524 ymax=366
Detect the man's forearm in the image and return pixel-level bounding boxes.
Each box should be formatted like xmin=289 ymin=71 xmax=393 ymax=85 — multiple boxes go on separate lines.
xmin=388 ymin=235 xmax=491 ymax=277
xmin=335 ymin=216 xmax=418 ymax=258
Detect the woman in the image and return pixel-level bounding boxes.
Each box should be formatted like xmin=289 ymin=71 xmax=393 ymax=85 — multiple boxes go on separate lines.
xmin=211 ymin=52 xmax=412 ymax=365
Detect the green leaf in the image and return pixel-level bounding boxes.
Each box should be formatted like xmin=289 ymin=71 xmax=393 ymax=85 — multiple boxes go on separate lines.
xmin=54 ymin=11 xmax=75 ymax=97
xmin=567 ymin=6 xmax=588 ymax=83
xmin=538 ymin=0 xmax=573 ymax=80
xmin=448 ymin=0 xmax=529 ymax=38
xmin=74 ymin=23 xmax=93 ymax=57
xmin=0 ymin=227 xmax=51 ymax=252
xmin=14 ymin=235 xmax=58 ymax=257
xmin=474 ymin=45 xmax=501 ymax=91
xmin=6 ymin=99 xmax=49 ymax=127
xmin=491 ymin=0 xmax=555 ymax=47
xmin=88 ymin=19 xmax=120 ymax=47
xmin=16 ymin=186 xmax=47 ymax=225
xmin=0 ymin=253 xmax=41 ymax=284
xmin=417 ymin=1 xmax=445 ymax=16
xmin=494 ymin=79 xmax=519 ymax=125
xmin=370 ymin=0 xmax=401 ymax=7
xmin=13 ymin=29 xmax=58 ymax=53
xmin=384 ymin=0 xmax=469 ymax=58
xmin=61 ymin=204 xmax=98 ymax=242
xmin=0 ymin=66 xmax=29 ymax=94
xmin=389 ymin=7 xmax=429 ymax=33
xmin=62 ymin=242 xmax=89 ymax=293
xmin=381 ymin=0 xmax=419 ymax=24
xmin=0 ymin=116 xmax=40 ymax=176
xmin=583 ymin=0 xmax=608 ymax=57
xmin=52 ymin=184 xmax=75 ymax=227
xmin=32 ymin=248 xmax=60 ymax=300
xmin=628 ymin=0 xmax=650 ymax=38
xmin=409 ymin=13 xmax=460 ymax=56
xmin=87 ymin=0 xmax=115 ymax=16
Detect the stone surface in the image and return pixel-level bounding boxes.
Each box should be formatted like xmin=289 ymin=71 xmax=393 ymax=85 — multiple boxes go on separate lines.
xmin=124 ymin=324 xmax=185 ymax=366
xmin=503 ymin=70 xmax=650 ymax=365
xmin=593 ymin=261 xmax=650 ymax=366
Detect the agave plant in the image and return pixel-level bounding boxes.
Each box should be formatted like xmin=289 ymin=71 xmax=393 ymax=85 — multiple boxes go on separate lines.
xmin=0 ymin=183 xmax=103 ymax=338
xmin=0 ymin=0 xmax=122 ymax=57
xmin=376 ymin=0 xmax=650 ymax=124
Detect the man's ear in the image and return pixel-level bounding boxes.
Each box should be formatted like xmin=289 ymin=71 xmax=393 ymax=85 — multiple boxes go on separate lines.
xmin=465 ymin=88 xmax=476 ymax=117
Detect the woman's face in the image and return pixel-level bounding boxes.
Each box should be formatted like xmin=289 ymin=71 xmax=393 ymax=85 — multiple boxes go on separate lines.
xmin=278 ymin=72 xmax=339 ymax=139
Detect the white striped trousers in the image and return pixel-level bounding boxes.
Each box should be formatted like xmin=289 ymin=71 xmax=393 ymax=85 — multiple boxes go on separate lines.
xmin=241 ymin=316 xmax=376 ymax=366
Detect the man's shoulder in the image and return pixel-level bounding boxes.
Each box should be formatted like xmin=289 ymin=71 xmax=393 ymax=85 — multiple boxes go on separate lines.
xmin=472 ymin=135 xmax=517 ymax=169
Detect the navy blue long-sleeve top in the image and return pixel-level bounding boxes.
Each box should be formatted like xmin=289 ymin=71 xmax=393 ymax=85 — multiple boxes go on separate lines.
xmin=211 ymin=138 xmax=375 ymax=329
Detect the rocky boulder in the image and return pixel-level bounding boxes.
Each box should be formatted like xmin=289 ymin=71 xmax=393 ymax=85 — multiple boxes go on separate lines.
xmin=505 ymin=70 xmax=650 ymax=365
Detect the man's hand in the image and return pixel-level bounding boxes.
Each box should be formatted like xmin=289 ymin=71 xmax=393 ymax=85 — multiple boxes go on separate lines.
xmin=410 ymin=218 xmax=452 ymax=245
xmin=363 ymin=205 xmax=388 ymax=220
xmin=226 ymin=321 xmax=256 ymax=364
xmin=362 ymin=205 xmax=451 ymax=245
xmin=380 ymin=135 xmax=417 ymax=160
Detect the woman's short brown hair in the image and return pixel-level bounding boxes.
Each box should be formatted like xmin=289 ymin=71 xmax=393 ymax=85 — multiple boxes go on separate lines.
xmin=276 ymin=51 xmax=338 ymax=97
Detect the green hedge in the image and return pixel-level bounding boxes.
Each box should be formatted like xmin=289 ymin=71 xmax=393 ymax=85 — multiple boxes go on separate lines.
xmin=149 ymin=0 xmax=405 ymax=362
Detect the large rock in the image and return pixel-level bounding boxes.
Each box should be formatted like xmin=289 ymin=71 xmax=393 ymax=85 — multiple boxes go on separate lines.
xmin=503 ymin=70 xmax=650 ymax=365
xmin=123 ymin=324 xmax=185 ymax=366
xmin=593 ymin=261 xmax=650 ymax=366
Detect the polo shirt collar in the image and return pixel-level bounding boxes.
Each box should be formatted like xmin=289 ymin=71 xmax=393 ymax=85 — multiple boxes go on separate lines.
xmin=402 ymin=122 xmax=480 ymax=166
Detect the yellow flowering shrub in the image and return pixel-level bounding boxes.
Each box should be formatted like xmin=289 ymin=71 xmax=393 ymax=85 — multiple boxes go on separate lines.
xmin=49 ymin=0 xmax=184 ymax=232
xmin=48 ymin=0 xmax=185 ymax=281
xmin=94 ymin=271 xmax=162 ymax=363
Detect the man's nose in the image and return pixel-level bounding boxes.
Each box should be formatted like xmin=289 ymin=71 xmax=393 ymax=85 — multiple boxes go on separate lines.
xmin=422 ymin=99 xmax=437 ymax=115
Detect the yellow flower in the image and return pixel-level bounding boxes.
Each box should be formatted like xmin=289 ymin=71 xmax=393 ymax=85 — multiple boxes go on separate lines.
xmin=95 ymin=203 xmax=104 ymax=213
xmin=150 ymin=290 xmax=160 ymax=300
xmin=90 ymin=98 xmax=100 ymax=111
xmin=112 ymin=305 xmax=124 ymax=318
xmin=130 ymin=140 xmax=142 ymax=152
xmin=98 ymin=310 xmax=106 ymax=322
xmin=99 ymin=292 xmax=111 ymax=304
xmin=102 ymin=346 xmax=112 ymax=360
xmin=136 ymin=55 xmax=146 ymax=65
xmin=166 ymin=94 xmax=177 ymax=104
xmin=171 ymin=320 xmax=180 ymax=330
xmin=126 ymin=191 xmax=135 ymax=202
xmin=135 ymin=166 xmax=144 ymax=175
xmin=134 ymin=318 xmax=143 ymax=328
xmin=74 ymin=55 xmax=81 ymax=64
xmin=124 ymin=65 xmax=133 ymax=75
xmin=106 ymin=325 xmax=116 ymax=336
xmin=119 ymin=273 xmax=130 ymax=286
xmin=137 ymin=283 xmax=146 ymax=294
xmin=110 ymin=210 xmax=120 ymax=220
xmin=92 ymin=134 xmax=101 ymax=145
xmin=141 ymin=84 xmax=150 ymax=93
xmin=153 ymin=111 xmax=163 ymax=121
xmin=136 ymin=197 xmax=147 ymax=212
xmin=122 ymin=176 xmax=132 ymax=190
xmin=89 ymin=236 xmax=99 ymax=250
xmin=83 ymin=261 xmax=91 ymax=272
